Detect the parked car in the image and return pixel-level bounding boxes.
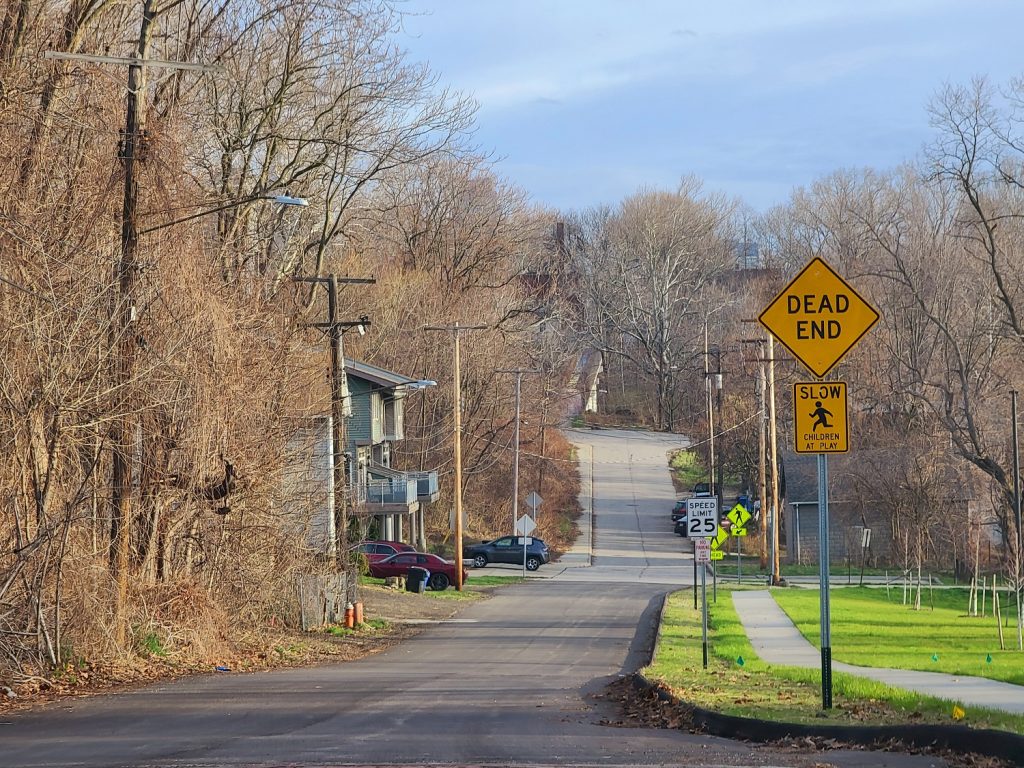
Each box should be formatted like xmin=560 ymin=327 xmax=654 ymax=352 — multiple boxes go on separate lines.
xmin=671 ymin=500 xmax=687 ymax=522
xmin=368 ymin=551 xmax=467 ymax=591
xmin=674 ymin=517 xmax=688 ymax=537
xmin=692 ymin=482 xmax=712 ymax=497
xmin=355 ymin=540 xmax=416 ymax=564
xmin=463 ymin=536 xmax=550 ymax=571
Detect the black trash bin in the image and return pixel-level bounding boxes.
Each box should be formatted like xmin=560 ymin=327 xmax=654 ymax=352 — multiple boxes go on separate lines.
xmin=406 ymin=566 xmax=429 ymax=594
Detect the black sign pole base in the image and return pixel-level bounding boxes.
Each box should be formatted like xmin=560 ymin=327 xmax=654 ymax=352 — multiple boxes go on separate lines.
xmin=701 ymin=565 xmax=708 ymax=669
xmin=821 ymin=646 xmax=833 ymax=709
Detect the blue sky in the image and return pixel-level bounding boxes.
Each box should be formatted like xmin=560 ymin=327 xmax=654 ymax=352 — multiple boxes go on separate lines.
xmin=396 ymin=0 xmax=1024 ymax=214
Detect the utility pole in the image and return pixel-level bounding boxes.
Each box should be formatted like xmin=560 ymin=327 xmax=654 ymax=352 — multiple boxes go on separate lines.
xmin=497 ymin=369 xmax=540 ymax=534
xmin=1012 ymin=391 xmax=1023 ymax=650
xmin=758 ymin=341 xmax=769 ymax=571
xmin=298 ymin=276 xmax=375 ymax=602
xmin=705 ymin=326 xmax=715 ymax=496
xmin=741 ymin=336 xmax=771 ymax=573
xmin=768 ymin=334 xmax=781 ymax=585
xmin=47 ymin=18 xmax=219 ymax=646
xmin=425 ymin=323 xmax=486 ymax=590
xmin=714 ymin=363 xmax=724 ymax=516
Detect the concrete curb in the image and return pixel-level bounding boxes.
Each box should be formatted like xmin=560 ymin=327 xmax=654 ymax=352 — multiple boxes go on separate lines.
xmin=650 ymin=592 xmax=669 ymax=661
xmin=631 ymin=672 xmax=1024 ymax=766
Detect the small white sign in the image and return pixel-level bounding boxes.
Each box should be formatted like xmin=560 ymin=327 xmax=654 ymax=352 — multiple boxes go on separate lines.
xmin=526 ymin=491 xmax=543 ymax=510
xmin=694 ymin=538 xmax=711 ymax=563
xmin=515 ymin=514 xmax=536 ymax=536
xmin=686 ymin=497 xmax=719 ymax=538
xmin=448 ymin=507 xmax=466 ymax=531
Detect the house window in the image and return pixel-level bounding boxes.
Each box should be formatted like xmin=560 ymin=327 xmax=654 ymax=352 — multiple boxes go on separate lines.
xmin=371 ymin=394 xmax=384 ymax=439
xmin=356 ymin=447 xmax=371 ymax=485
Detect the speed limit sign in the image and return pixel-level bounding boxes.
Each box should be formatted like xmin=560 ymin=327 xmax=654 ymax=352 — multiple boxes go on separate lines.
xmin=686 ymin=497 xmax=719 ymax=538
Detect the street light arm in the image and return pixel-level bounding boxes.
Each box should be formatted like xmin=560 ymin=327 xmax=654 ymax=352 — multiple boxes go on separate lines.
xmin=139 ymin=194 xmax=307 ymax=234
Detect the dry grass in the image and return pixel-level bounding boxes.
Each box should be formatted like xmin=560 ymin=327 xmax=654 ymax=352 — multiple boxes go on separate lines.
xmin=0 ymin=581 xmax=475 ymax=714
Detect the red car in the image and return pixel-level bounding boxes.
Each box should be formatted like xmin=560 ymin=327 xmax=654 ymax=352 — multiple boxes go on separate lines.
xmin=368 ymin=551 xmax=468 ymax=591
xmin=355 ymin=540 xmax=416 ymax=564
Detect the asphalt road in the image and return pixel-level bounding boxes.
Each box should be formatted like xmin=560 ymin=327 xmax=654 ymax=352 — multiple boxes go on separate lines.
xmin=0 ymin=427 xmax=949 ymax=768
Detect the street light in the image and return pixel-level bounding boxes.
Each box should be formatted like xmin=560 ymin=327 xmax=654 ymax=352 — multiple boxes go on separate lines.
xmin=270 ymin=194 xmax=309 ymax=207
xmin=140 ymin=193 xmax=308 ymax=234
xmin=497 ymin=369 xmax=541 ymax=535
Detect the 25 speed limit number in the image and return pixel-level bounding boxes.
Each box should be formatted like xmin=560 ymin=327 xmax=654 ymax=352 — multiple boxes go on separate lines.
xmin=686 ymin=498 xmax=719 ymax=537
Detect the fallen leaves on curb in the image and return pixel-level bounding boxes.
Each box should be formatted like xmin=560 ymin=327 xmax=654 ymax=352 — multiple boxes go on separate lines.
xmin=601 ymin=677 xmax=1016 ymax=768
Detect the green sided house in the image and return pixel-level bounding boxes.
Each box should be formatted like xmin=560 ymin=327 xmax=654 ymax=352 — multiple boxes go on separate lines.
xmin=344 ymin=358 xmax=439 ymax=544
xmin=286 ymin=358 xmax=439 ymax=555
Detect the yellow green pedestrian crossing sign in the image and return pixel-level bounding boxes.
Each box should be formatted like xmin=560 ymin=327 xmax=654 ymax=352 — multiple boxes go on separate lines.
xmin=726 ymin=503 xmax=750 ymax=537
xmin=709 ymin=527 xmax=729 ymax=552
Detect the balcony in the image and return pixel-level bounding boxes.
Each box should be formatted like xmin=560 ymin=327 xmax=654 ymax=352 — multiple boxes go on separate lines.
xmin=408 ymin=470 xmax=440 ymax=503
xmin=366 ymin=476 xmax=418 ymax=507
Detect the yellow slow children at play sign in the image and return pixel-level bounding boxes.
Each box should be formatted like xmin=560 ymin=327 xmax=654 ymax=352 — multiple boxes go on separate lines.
xmin=793 ymin=382 xmax=848 ymax=453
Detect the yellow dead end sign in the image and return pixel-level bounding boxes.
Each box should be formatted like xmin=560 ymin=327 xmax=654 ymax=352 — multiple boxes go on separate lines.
xmin=758 ymin=257 xmax=879 ymax=378
xmin=794 ymin=381 xmax=849 ymax=453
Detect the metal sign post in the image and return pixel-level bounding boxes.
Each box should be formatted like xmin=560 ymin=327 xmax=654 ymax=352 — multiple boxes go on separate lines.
xmin=737 ymin=536 xmax=742 ymax=583
xmin=693 ymin=555 xmax=698 ymax=610
xmin=818 ymin=453 xmax=832 ymax=708
xmin=694 ymin=539 xmax=711 ymax=668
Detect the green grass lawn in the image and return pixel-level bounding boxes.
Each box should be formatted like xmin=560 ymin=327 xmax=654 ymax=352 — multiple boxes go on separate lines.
xmin=772 ymin=586 xmax=1024 ymax=685
xmin=361 ymin=573 xmax=523 ymax=595
xmin=669 ymin=449 xmax=707 ymax=488
xmin=644 ymin=587 xmax=1024 ymax=733
xmin=426 ymin=574 xmax=526 ymax=599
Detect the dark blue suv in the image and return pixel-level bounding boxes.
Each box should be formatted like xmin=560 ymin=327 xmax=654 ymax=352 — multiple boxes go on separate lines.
xmin=463 ymin=536 xmax=550 ymax=571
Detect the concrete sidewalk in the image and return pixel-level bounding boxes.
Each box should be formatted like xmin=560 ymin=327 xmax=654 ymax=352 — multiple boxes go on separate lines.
xmin=732 ymin=590 xmax=1024 ymax=715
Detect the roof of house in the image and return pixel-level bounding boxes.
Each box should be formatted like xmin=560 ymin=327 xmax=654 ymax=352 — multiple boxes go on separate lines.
xmin=780 ymin=447 xmax=978 ymax=509
xmin=344 ymin=358 xmax=418 ymax=390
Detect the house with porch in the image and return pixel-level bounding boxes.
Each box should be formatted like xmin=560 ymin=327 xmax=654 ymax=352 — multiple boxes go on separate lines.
xmin=287 ymin=358 xmax=439 ymax=555
xmin=343 ymin=358 xmax=439 ymax=544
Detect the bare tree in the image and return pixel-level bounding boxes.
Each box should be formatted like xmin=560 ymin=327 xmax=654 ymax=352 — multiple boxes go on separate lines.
xmin=567 ymin=180 xmax=736 ymax=430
